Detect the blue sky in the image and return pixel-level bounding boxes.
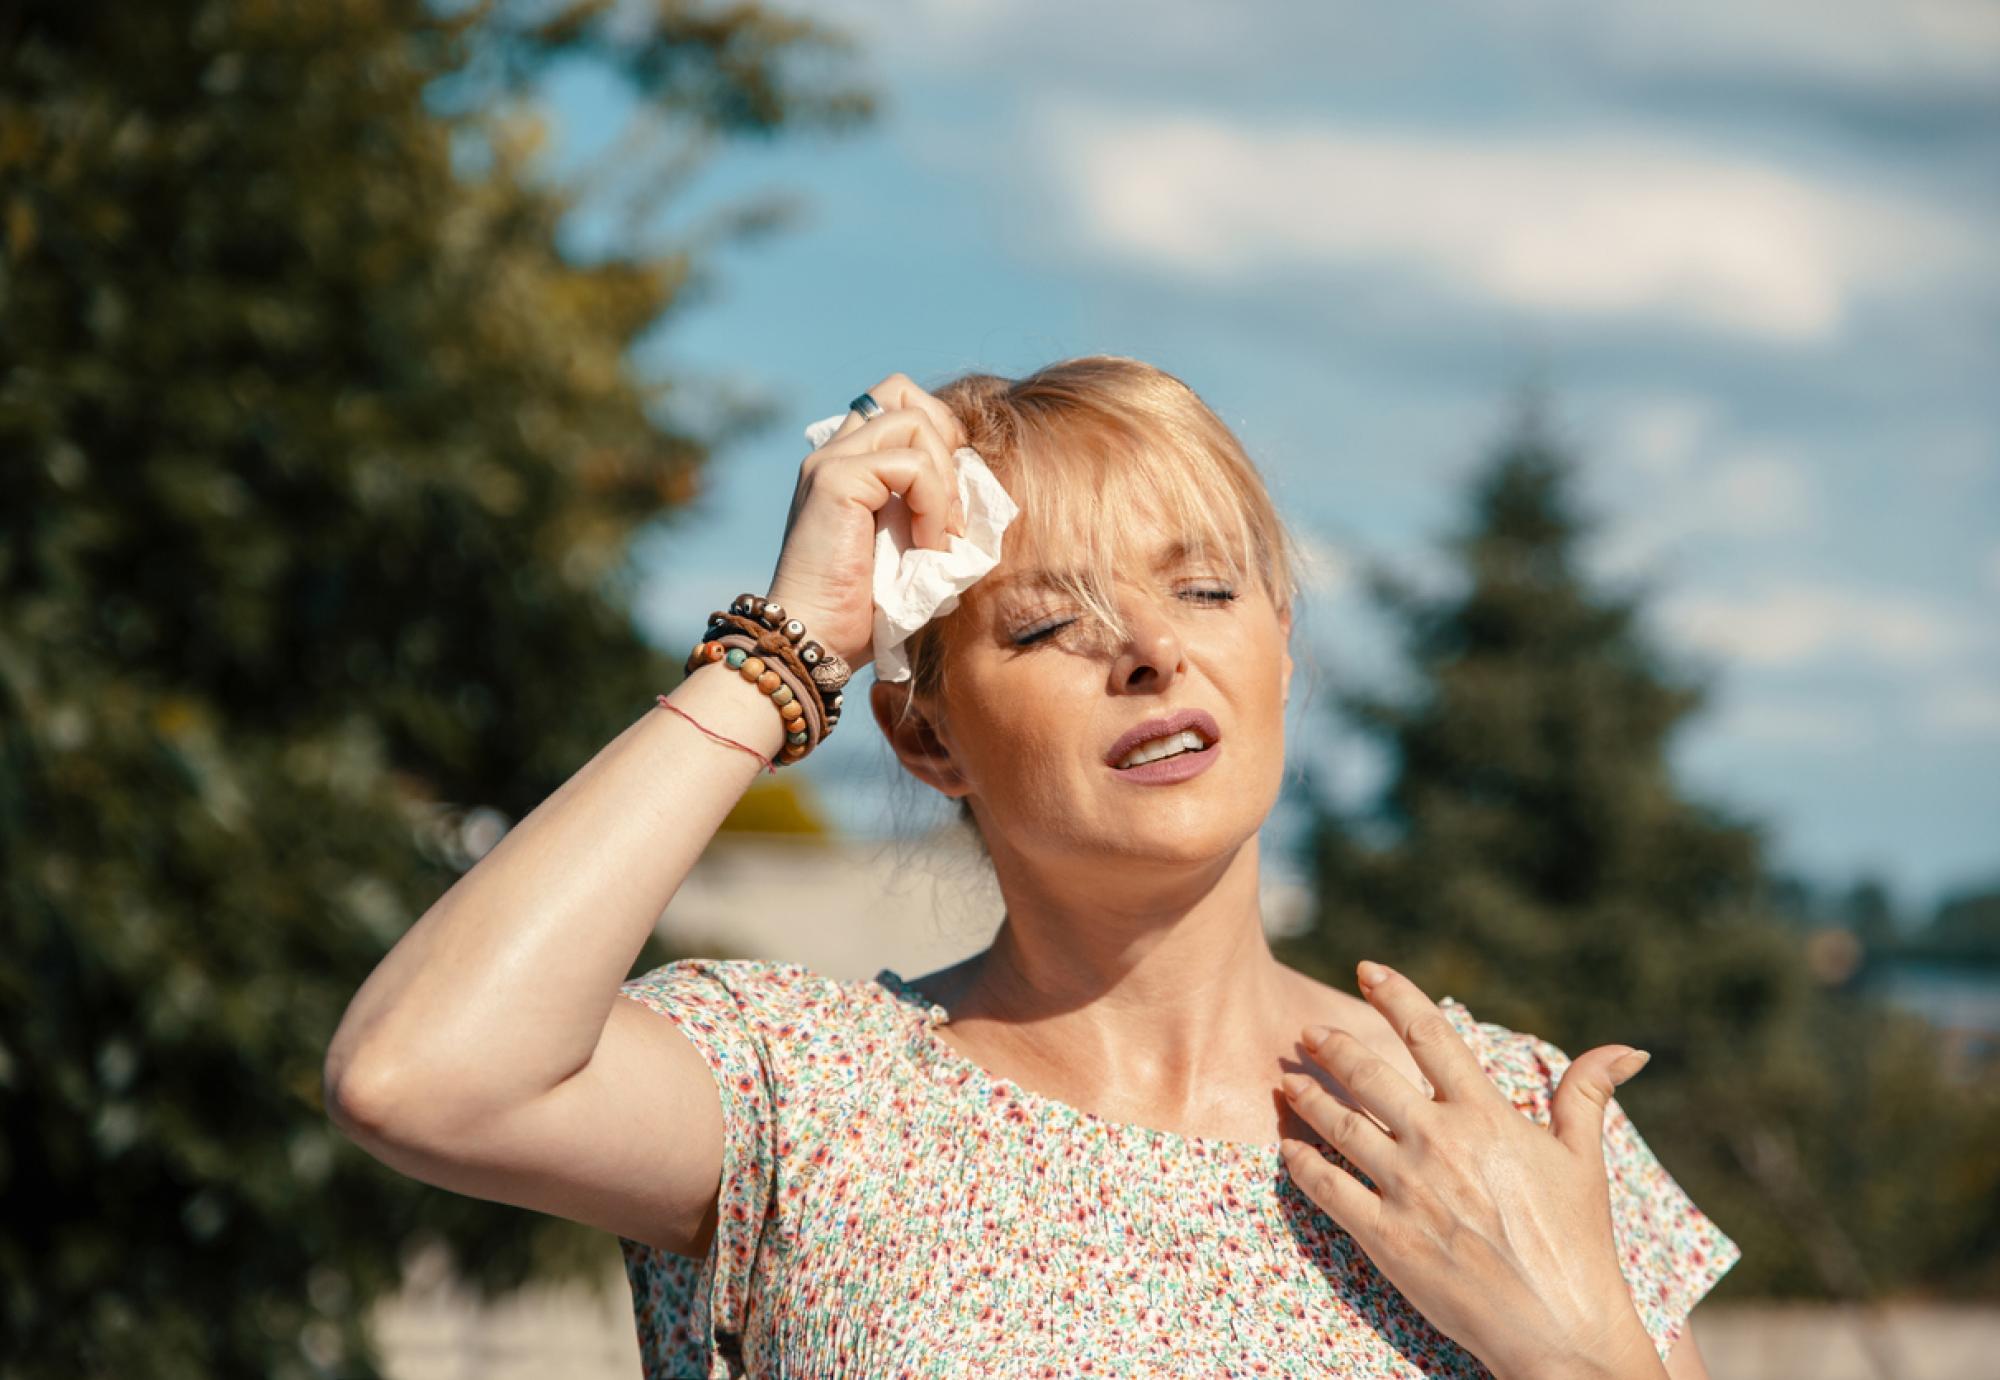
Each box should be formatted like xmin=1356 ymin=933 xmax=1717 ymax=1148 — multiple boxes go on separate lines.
xmin=531 ymin=1 xmax=1998 ymax=915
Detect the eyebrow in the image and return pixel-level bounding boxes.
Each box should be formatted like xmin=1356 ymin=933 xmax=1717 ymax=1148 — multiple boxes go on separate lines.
xmin=993 ymin=539 xmax=1205 ymax=591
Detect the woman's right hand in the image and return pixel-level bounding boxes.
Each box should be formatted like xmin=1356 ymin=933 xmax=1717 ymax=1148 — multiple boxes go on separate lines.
xmin=764 ymin=371 xmax=969 ymax=673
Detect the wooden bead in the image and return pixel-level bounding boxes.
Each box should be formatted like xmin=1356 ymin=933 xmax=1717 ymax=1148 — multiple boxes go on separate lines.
xmin=782 ymin=618 xmax=805 ymax=643
xmin=770 ymin=684 xmax=794 ymax=706
xmin=739 ymin=656 xmax=765 ymax=678
xmin=780 ymin=700 xmax=804 ymax=721
xmin=757 ymin=671 xmax=781 ymax=693
xmin=800 ymin=642 xmax=823 ymax=667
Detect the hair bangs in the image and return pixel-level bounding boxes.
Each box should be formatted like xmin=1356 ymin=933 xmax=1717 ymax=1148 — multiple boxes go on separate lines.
xmin=891 ymin=356 xmax=1304 ymax=740
xmin=994 ymin=405 xmax=1264 ymax=650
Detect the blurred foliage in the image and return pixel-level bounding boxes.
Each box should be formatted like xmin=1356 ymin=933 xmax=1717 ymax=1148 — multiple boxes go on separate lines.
xmin=0 ymin=1 xmax=868 ymax=1375
xmin=1899 ymin=885 xmax=2000 ymax=964
xmin=1278 ymin=392 xmax=2000 ymax=1302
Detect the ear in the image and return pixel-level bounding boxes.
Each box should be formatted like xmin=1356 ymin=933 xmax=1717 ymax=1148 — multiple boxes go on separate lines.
xmin=869 ymin=678 xmax=968 ymax=797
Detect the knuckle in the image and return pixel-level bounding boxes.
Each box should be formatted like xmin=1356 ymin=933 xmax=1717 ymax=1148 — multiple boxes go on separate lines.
xmin=1326 ymin=1103 xmax=1367 ymax=1144
xmin=1345 ymin=1061 xmax=1390 ymax=1098
xmin=1312 ymin=1026 xmax=1354 ymax=1063
xmin=1404 ymin=1012 xmax=1457 ymax=1050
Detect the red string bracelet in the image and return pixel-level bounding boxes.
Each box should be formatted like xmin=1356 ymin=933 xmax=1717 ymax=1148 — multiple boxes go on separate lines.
xmin=655 ymin=695 xmax=778 ymax=774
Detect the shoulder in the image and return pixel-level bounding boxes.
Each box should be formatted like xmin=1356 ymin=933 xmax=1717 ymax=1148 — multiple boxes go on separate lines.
xmin=620 ymin=955 xmax=850 ymax=1025
xmin=1283 ymin=967 xmax=1562 ymax=1114
xmin=618 ymin=956 xmax=904 ymax=1102
xmin=1438 ymin=1005 xmax=1574 ymax=1124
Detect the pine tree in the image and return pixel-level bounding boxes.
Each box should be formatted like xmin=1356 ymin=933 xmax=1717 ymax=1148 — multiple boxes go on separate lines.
xmin=0 ymin=3 xmax=868 ymax=1375
xmin=1278 ymin=391 xmax=2000 ymax=1298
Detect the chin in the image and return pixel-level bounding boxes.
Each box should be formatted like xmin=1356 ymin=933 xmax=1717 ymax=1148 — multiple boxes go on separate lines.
xmin=1094 ymin=794 xmax=1271 ymax=864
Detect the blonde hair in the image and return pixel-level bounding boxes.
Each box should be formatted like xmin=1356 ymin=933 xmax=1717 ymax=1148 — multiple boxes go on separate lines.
xmin=886 ymin=355 xmax=1306 ymax=838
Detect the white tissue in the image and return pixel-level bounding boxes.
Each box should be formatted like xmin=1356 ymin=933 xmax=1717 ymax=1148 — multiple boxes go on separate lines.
xmin=803 ymin=412 xmax=1020 ymax=683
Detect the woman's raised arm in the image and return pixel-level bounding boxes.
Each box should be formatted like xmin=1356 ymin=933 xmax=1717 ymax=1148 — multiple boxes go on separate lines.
xmin=320 ymin=371 xmax=968 ymax=1255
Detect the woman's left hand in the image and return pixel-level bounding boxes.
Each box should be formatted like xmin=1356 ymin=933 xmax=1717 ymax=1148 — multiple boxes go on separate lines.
xmin=1278 ymin=961 xmax=1665 ymax=1380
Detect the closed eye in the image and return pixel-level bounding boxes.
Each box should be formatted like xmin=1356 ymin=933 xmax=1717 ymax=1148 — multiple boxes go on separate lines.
xmin=1012 ymin=585 xmax=1239 ymax=647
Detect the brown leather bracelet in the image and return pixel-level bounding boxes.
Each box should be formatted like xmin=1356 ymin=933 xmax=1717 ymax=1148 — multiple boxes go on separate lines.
xmin=685 ymin=632 xmax=820 ymax=765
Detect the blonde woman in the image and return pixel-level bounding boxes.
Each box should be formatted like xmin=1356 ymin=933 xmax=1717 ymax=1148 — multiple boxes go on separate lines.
xmin=326 ymin=360 xmax=1738 ymax=1377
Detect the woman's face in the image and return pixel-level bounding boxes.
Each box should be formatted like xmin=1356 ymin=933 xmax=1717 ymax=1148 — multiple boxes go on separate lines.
xmin=887 ymin=517 xmax=1295 ymax=872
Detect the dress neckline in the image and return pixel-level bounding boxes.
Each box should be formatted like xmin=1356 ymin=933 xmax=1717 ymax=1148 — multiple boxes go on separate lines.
xmin=873 ymin=966 xmax=1298 ymax=1166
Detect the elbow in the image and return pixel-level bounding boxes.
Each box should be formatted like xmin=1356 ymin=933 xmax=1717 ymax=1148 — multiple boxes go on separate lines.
xmin=323 ymin=1050 xmax=407 ymax=1144
xmin=323 ymin=1046 xmax=513 ymax=1152
xmin=323 ymin=1048 xmax=463 ymax=1151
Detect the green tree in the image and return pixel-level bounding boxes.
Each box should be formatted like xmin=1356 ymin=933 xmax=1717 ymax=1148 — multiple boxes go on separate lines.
xmin=0 ymin=2 xmax=868 ymax=1375
xmin=1278 ymin=391 xmax=2000 ymax=1300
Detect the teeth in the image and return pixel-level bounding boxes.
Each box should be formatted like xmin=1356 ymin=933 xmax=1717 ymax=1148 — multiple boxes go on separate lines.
xmin=1116 ymin=729 xmax=1208 ymax=769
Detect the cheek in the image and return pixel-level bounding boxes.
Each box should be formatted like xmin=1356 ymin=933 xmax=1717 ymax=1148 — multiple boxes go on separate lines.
xmin=950 ymin=667 xmax=1090 ymax=795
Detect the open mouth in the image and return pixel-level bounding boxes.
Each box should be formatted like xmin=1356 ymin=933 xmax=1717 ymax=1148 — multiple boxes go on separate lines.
xmin=1112 ymin=731 xmax=1217 ymax=770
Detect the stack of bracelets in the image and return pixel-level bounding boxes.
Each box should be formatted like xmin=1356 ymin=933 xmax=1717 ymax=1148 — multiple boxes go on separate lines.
xmin=657 ymin=592 xmax=853 ymax=771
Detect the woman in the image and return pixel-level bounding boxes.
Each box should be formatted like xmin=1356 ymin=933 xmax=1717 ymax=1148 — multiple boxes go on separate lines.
xmin=326 ymin=359 xmax=1738 ymax=1378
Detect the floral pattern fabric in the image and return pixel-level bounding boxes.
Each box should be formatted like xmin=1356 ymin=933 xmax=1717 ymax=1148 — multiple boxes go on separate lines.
xmin=616 ymin=958 xmax=1740 ymax=1378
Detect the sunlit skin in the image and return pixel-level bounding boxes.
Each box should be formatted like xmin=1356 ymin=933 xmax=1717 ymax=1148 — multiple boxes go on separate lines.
xmin=872 ymin=506 xmax=1710 ymax=1378
xmin=870 ymin=514 xmax=1381 ymax=1145
xmin=872 ymin=528 xmax=1704 ymax=1376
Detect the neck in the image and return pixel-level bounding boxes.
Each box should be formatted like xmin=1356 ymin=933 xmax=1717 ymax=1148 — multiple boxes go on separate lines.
xmin=952 ymin=833 xmax=1292 ymax=1110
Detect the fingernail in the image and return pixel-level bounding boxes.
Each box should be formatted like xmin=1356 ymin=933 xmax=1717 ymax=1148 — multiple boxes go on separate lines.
xmin=1356 ymin=960 xmax=1390 ymax=989
xmin=1302 ymin=1024 xmax=1334 ymax=1050
xmin=1612 ymin=1048 xmax=1652 ymax=1081
xmin=1281 ymin=1073 xmax=1313 ymax=1100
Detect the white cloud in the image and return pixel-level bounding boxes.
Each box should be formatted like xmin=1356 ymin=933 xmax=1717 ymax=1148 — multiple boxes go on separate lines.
xmin=1915 ymin=681 xmax=2000 ymax=739
xmin=1700 ymin=449 xmax=1824 ymax=538
xmin=1536 ymin=0 xmax=2000 ymax=104
xmin=812 ymin=0 xmax=2000 ymax=106
xmin=1713 ymin=696 xmax=1875 ymax=748
xmin=1037 ymin=106 xmax=1980 ymax=342
xmin=1613 ymin=395 xmax=1717 ymax=480
xmin=1659 ymin=582 xmax=1970 ymax=668
xmin=1593 ymin=433 xmax=1827 ymax=581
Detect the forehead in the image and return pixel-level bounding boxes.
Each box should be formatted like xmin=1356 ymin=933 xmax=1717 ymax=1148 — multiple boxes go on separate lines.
xmin=984 ymin=535 xmax=1214 ymax=596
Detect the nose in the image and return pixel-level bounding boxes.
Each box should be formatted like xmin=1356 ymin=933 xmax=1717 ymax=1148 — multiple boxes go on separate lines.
xmin=1108 ymin=593 xmax=1187 ymax=693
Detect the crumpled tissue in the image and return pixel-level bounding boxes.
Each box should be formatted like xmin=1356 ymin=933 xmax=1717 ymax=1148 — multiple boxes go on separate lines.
xmin=803 ymin=412 xmax=1020 ymax=683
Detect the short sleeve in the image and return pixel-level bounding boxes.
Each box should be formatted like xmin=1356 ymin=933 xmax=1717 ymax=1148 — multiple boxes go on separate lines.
xmin=1515 ymin=1031 xmax=1743 ymax=1363
xmin=615 ymin=958 xmax=783 ymax=1380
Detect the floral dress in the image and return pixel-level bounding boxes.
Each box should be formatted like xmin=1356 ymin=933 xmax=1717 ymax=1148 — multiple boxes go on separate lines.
xmin=615 ymin=958 xmax=1740 ymax=1378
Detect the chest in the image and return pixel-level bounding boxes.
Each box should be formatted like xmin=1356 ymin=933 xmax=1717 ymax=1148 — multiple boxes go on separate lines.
xmin=752 ymin=1112 xmax=1490 ymax=1379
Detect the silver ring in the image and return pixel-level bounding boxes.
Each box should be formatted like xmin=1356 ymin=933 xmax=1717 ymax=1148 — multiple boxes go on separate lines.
xmin=848 ymin=391 xmax=884 ymax=420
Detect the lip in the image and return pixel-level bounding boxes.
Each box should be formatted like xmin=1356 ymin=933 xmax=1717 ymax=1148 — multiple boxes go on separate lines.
xmin=1104 ymin=708 xmax=1223 ymax=768
xmin=1110 ymin=738 xmax=1222 ymax=785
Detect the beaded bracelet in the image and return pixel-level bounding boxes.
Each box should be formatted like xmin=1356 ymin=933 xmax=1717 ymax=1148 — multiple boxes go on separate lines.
xmin=722 ymin=593 xmax=852 ymax=725
xmin=687 ymin=634 xmax=819 ymax=766
xmin=702 ymin=612 xmax=819 ymax=708
xmin=698 ymin=615 xmax=825 ymax=754
xmin=705 ymin=600 xmax=849 ymax=710
xmin=680 ymin=595 xmax=851 ymax=768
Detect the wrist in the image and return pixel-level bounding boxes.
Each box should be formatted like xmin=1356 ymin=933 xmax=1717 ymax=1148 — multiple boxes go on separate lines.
xmin=660 ymin=659 xmax=790 ymax=761
xmin=1509 ymin=1311 xmax=1667 ymax=1380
